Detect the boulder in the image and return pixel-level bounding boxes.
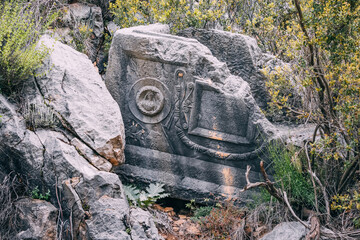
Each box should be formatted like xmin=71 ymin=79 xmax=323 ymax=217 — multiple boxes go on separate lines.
xmin=78 ymin=0 xmax=113 ymax=20
xmin=0 ymin=35 xmax=163 ymax=239
xmin=259 ymin=222 xmax=307 ymax=240
xmin=0 ymin=95 xmax=44 ymax=186
xmin=62 ymin=172 xmax=131 ymax=240
xmin=15 ymin=198 xmax=58 ymax=240
xmin=34 ymin=35 xmax=125 ymax=166
xmin=130 ymin=208 xmax=164 ymax=240
xmin=106 ymin=24 xmax=278 ymax=202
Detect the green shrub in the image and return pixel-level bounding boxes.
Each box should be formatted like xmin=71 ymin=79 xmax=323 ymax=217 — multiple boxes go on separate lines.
xmin=192 ymin=206 xmax=214 ymax=220
xmin=267 ymin=143 xmax=315 ymax=208
xmin=0 ymin=0 xmax=57 ymax=95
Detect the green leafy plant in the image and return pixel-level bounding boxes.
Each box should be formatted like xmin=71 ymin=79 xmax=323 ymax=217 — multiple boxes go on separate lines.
xmin=185 ymin=199 xmax=197 ymax=211
xmin=267 ymin=143 xmax=315 ymax=209
xmin=71 ymin=24 xmax=94 ymax=54
xmin=31 ymin=186 xmax=51 ymax=201
xmin=0 ymin=0 xmax=58 ymax=95
xmin=124 ymin=183 xmax=169 ymax=208
xmin=192 ymin=206 xmax=214 ymax=221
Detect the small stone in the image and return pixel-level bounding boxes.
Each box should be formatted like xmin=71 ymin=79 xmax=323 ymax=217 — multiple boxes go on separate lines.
xmin=174 ymin=219 xmax=186 ymax=226
xmin=164 ymin=207 xmax=174 ymax=212
xmin=187 ymin=224 xmax=200 ymax=235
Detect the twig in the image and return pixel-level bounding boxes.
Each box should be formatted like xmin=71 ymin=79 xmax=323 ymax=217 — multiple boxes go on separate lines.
xmin=283 ymin=191 xmax=310 ymax=229
xmin=308 ymin=171 xmax=331 ymax=222
xmin=240 ymin=162 xmax=284 ymax=203
xmin=239 ymin=165 xmax=268 ymax=192
xmin=305 ymin=141 xmax=319 ymax=214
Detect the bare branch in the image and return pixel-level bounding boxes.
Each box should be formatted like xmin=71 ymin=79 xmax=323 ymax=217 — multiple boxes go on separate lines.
xmin=308 ymin=170 xmax=331 ymax=222
xmin=239 ymin=165 xmax=268 ymax=192
xmin=283 ymin=191 xmax=310 ymax=229
xmin=305 ymin=141 xmax=319 ymax=214
xmin=306 ymin=216 xmax=320 ymax=240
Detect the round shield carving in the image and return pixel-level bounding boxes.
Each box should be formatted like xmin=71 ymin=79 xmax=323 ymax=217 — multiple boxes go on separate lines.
xmin=136 ymin=86 xmax=165 ymax=116
xmin=128 ymin=78 xmax=171 ymax=124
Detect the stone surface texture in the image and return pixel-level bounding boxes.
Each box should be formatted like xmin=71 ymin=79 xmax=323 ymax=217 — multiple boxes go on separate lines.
xmin=259 ymin=222 xmax=307 ymax=240
xmin=130 ymin=208 xmax=164 ymax=240
xmin=106 ymin=24 xmax=278 ymax=201
xmin=0 ymin=36 xmax=162 ymax=239
xmin=15 ymin=198 xmax=58 ymax=240
xmin=78 ymin=0 xmax=113 ymax=20
xmin=56 ymin=2 xmax=104 ymax=62
xmin=36 ymin=35 xmax=125 ymax=166
xmin=178 ymin=28 xmax=270 ymax=109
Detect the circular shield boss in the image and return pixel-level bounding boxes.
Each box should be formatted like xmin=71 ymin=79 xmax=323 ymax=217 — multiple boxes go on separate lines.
xmin=128 ymin=78 xmax=171 ymax=124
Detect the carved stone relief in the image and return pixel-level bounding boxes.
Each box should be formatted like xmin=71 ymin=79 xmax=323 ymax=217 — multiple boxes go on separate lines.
xmin=171 ymin=69 xmax=266 ymax=161
xmin=128 ymin=78 xmax=171 ymax=124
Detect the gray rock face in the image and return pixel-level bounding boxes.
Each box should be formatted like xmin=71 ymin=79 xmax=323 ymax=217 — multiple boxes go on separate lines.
xmin=0 ymin=36 xmax=162 ymax=240
xmin=35 ymin=35 xmax=125 ymax=166
xmin=106 ymin=24 xmax=278 ymax=201
xmin=62 ymin=172 xmax=131 ymax=240
xmin=15 ymin=198 xmax=58 ymax=240
xmin=79 ymin=0 xmax=113 ymax=20
xmin=0 ymin=95 xmax=44 ymax=186
xmin=178 ymin=28 xmax=270 ymax=109
xmin=56 ymin=3 xmax=104 ymax=62
xmin=260 ymin=222 xmax=307 ymax=240
xmin=130 ymin=208 xmax=163 ymax=240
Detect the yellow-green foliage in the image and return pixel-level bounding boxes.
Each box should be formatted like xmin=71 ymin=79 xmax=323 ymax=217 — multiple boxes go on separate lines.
xmin=252 ymin=0 xmax=360 ymax=201
xmin=109 ymin=0 xmax=243 ymax=32
xmin=331 ymin=191 xmax=360 ymax=211
xmin=0 ymin=0 xmax=57 ymax=95
xmin=73 ymin=24 xmax=93 ymax=53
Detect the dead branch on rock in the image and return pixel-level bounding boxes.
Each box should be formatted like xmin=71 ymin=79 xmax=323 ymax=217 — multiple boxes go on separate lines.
xmin=306 ymin=216 xmax=320 ymax=240
xmin=240 ymin=161 xmax=284 ymax=204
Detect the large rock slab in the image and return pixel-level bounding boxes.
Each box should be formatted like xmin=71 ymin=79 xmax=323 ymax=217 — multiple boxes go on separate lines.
xmin=178 ymin=28 xmax=270 ymax=109
xmin=34 ymin=35 xmax=125 ymax=166
xmin=62 ymin=172 xmax=132 ymax=240
xmin=130 ymin=208 xmax=164 ymax=240
xmin=260 ymin=222 xmax=307 ymax=240
xmin=0 ymin=35 xmax=162 ymax=239
xmin=0 ymin=95 xmax=44 ymax=186
xmin=106 ymin=24 xmax=278 ymax=201
xmin=15 ymin=198 xmax=58 ymax=240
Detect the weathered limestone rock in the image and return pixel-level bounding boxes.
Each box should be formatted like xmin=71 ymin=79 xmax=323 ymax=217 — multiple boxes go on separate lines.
xmin=1 ymin=35 xmax=162 ymax=239
xmin=178 ymin=28 xmax=270 ymax=109
xmin=0 ymin=95 xmax=44 ymax=186
xmin=56 ymin=3 xmax=104 ymax=62
xmin=106 ymin=24 xmax=278 ymax=201
xmin=78 ymin=0 xmax=113 ymax=20
xmin=259 ymin=222 xmax=307 ymax=240
xmin=15 ymin=198 xmax=58 ymax=240
xmin=35 ymin=35 xmax=125 ymax=166
xmin=130 ymin=208 xmax=164 ymax=240
xmin=62 ymin=172 xmax=132 ymax=240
